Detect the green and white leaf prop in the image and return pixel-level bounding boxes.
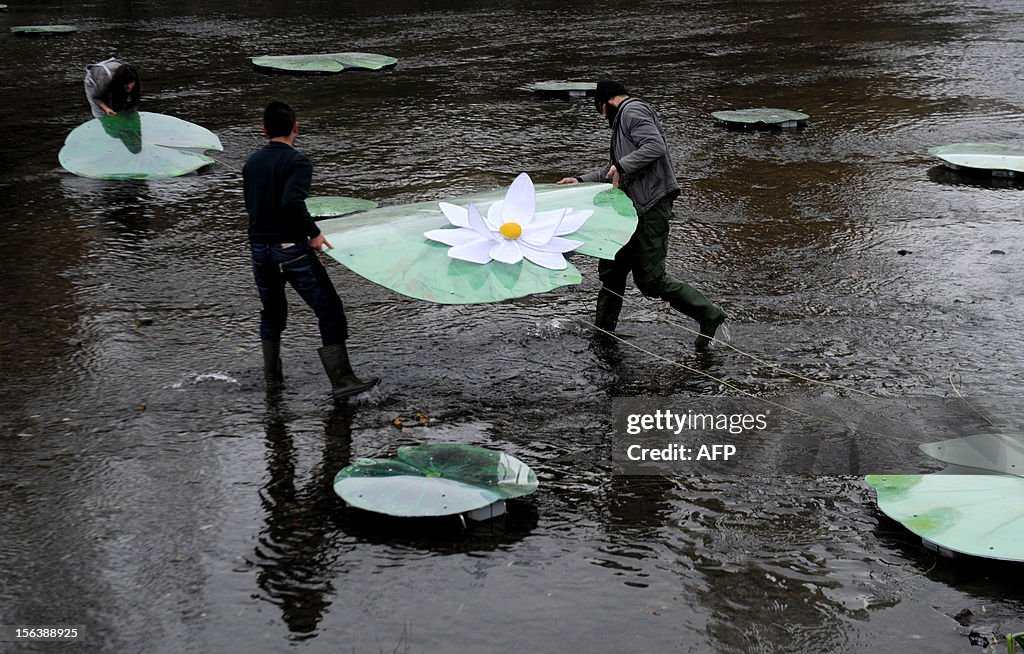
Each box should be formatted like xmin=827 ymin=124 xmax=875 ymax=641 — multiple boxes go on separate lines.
xmin=58 ymin=111 xmax=224 ymax=180
xmin=927 ymin=143 xmax=1024 ymax=175
xmin=918 ymin=433 xmax=1024 ymax=476
xmin=318 ymin=179 xmax=637 ymax=304
xmin=711 ymin=107 xmax=809 ymax=128
xmin=334 ymin=444 xmax=538 ymax=518
xmin=865 ymin=474 xmax=1024 ymax=562
xmin=305 ymin=196 xmax=378 ymax=218
xmin=11 ymin=25 xmax=77 ymax=34
xmin=250 ymin=52 xmax=397 ymax=74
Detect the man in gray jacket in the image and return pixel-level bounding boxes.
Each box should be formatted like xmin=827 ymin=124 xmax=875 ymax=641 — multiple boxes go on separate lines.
xmin=559 ymin=80 xmax=727 ymax=350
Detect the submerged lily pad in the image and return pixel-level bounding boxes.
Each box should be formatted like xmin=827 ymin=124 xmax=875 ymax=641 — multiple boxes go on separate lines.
xmin=11 ymin=25 xmax=77 ymax=34
xmin=711 ymin=107 xmax=809 ymax=128
xmin=334 ymin=444 xmax=538 ymax=517
xmin=928 ymin=143 xmax=1024 ymax=175
xmin=305 ymin=196 xmax=378 ymax=218
xmin=58 ymin=111 xmax=223 ymax=180
xmin=250 ymin=52 xmax=397 ymax=74
xmin=317 ymin=182 xmax=637 ymax=304
xmin=866 ymin=474 xmax=1024 ymax=562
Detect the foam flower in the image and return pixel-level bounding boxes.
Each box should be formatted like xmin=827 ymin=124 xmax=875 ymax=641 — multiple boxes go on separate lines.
xmin=424 ymin=172 xmax=594 ymax=270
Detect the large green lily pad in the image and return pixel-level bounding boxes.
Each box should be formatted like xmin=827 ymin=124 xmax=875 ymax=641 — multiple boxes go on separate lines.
xmin=334 ymin=444 xmax=538 ymax=517
xmin=318 ymin=182 xmax=637 ymax=304
xmin=928 ymin=143 xmax=1024 ymax=175
xmin=11 ymin=25 xmax=77 ymax=34
xmin=711 ymin=107 xmax=809 ymax=128
xmin=250 ymin=52 xmax=397 ymax=74
xmin=305 ymin=196 xmax=378 ymax=218
xmin=866 ymin=474 xmax=1024 ymax=562
xmin=58 ymin=111 xmax=223 ymax=180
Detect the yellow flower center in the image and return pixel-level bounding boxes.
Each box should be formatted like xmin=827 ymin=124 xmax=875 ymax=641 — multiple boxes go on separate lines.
xmin=499 ymin=222 xmax=523 ymax=239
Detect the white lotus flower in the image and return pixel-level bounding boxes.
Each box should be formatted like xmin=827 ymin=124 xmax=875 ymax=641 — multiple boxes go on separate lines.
xmin=423 ymin=172 xmax=594 ymax=270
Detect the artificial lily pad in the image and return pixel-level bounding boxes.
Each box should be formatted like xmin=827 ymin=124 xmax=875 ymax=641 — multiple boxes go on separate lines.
xmin=334 ymin=444 xmax=538 ymax=517
xmin=928 ymin=143 xmax=1024 ymax=176
xmin=250 ymin=52 xmax=397 ymax=74
xmin=530 ymin=81 xmax=597 ymax=99
xmin=58 ymin=111 xmax=223 ymax=180
xmin=305 ymin=196 xmax=378 ymax=218
xmin=318 ymin=182 xmax=637 ymax=304
xmin=866 ymin=474 xmax=1024 ymax=562
xmin=11 ymin=25 xmax=77 ymax=34
xmin=711 ymin=107 xmax=809 ymax=128
xmin=918 ymin=433 xmax=1024 ymax=476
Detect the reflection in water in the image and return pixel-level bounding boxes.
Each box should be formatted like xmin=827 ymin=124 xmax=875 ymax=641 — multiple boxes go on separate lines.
xmin=256 ymin=402 xmax=355 ymax=638
xmin=100 ymin=110 xmax=143 ymax=154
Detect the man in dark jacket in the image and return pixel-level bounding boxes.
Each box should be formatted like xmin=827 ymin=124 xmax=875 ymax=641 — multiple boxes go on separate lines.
xmin=244 ymin=101 xmax=377 ymax=398
xmin=559 ymin=80 xmax=727 ymax=350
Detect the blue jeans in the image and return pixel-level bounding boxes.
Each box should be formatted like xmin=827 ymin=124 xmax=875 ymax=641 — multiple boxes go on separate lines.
xmin=251 ymin=242 xmax=348 ymax=346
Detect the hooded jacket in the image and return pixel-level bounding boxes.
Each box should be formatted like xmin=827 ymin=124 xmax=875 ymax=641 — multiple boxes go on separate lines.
xmin=580 ymin=97 xmax=680 ymax=216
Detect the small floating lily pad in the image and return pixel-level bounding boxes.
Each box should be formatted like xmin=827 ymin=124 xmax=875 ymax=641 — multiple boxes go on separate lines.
xmin=928 ymin=143 xmax=1024 ymax=176
xmin=58 ymin=111 xmax=223 ymax=180
xmin=919 ymin=433 xmax=1024 ymax=476
xmin=305 ymin=196 xmax=378 ymax=218
xmin=11 ymin=25 xmax=77 ymax=34
xmin=712 ymin=107 xmax=809 ymax=129
xmin=250 ymin=52 xmax=397 ymax=74
xmin=866 ymin=474 xmax=1024 ymax=562
xmin=530 ymin=81 xmax=597 ymax=100
xmin=334 ymin=443 xmax=538 ymax=518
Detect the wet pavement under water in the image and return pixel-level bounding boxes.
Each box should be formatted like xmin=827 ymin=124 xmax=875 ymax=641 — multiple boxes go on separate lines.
xmin=2 ymin=0 xmax=1024 ymax=652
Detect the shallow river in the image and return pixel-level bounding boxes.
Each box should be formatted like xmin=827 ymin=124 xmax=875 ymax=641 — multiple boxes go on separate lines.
xmin=2 ymin=0 xmax=1024 ymax=652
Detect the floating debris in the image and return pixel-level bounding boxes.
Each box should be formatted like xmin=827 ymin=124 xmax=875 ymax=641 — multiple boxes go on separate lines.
xmin=11 ymin=24 xmax=77 ymax=34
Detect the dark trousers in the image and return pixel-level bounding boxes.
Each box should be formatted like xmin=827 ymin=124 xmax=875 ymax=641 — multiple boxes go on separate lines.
xmin=595 ymin=196 xmax=720 ymax=330
xmin=251 ymin=242 xmax=348 ymax=346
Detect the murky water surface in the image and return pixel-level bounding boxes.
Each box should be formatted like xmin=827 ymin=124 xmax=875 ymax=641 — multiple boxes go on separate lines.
xmin=3 ymin=1 xmax=1024 ymax=652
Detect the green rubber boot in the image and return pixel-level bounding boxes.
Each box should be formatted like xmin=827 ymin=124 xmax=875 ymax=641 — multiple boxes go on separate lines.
xmin=317 ymin=343 xmax=379 ymax=400
xmin=669 ymin=285 xmax=727 ymax=350
xmin=594 ymin=287 xmax=623 ymax=333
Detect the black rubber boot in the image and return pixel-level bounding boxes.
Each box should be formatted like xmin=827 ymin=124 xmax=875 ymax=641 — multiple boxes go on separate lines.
xmin=262 ymin=340 xmax=284 ymax=390
xmin=594 ymin=287 xmax=623 ymax=333
xmin=317 ymin=343 xmax=379 ymax=400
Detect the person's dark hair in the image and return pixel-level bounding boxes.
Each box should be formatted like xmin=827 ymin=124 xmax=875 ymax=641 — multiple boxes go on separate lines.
xmin=109 ymin=63 xmax=140 ymax=112
xmin=594 ymin=79 xmax=628 ymax=113
xmin=263 ymin=101 xmax=296 ymax=138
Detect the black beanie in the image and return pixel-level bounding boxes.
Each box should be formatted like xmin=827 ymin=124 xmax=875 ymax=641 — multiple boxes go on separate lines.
xmin=594 ymin=79 xmax=629 ymax=111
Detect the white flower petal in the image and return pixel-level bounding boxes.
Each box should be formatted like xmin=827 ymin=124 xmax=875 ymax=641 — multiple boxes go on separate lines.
xmin=529 ymin=236 xmax=583 ymax=253
xmin=439 ymin=202 xmax=470 ymax=228
xmin=448 ymin=239 xmax=496 ymax=264
xmin=520 ymin=245 xmax=569 ymax=270
xmin=467 ymin=203 xmax=499 ymax=241
xmin=424 ymin=227 xmax=487 ymax=247
xmin=489 ymin=239 xmax=523 ymax=264
xmin=485 ymin=201 xmax=505 ymax=231
xmin=501 ymin=173 xmax=536 ymax=226
xmin=521 ymin=208 xmax=566 ymax=247
xmin=554 ymin=209 xmax=594 ymax=235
